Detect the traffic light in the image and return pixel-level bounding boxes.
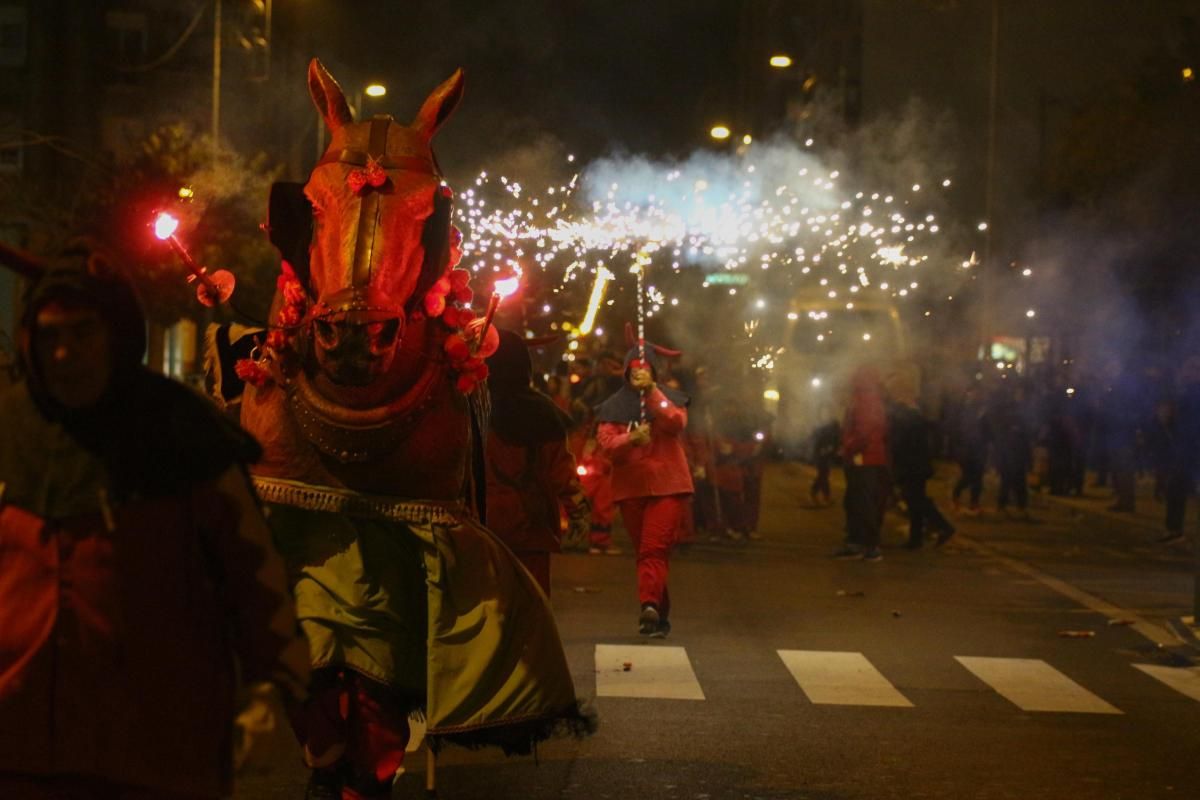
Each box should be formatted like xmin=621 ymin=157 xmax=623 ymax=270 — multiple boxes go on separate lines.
xmin=236 ymin=0 xmax=270 ymax=80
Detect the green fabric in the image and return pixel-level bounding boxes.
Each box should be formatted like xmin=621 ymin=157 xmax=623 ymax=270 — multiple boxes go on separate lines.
xmin=266 ymin=503 xmax=578 ymax=735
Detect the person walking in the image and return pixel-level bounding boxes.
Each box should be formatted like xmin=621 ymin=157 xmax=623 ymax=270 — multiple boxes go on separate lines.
xmin=1160 ymin=356 xmax=1200 ymax=544
xmin=984 ymin=383 xmax=1034 ymax=518
xmin=809 ymin=407 xmax=841 ymax=507
xmin=0 ymin=263 xmax=310 ymax=799
xmin=595 ymin=338 xmax=692 ymax=638
xmin=949 ymin=384 xmax=987 ymax=515
xmin=485 ymin=330 xmax=591 ymax=595
xmin=887 ymin=371 xmax=955 ymax=549
xmin=833 ymin=365 xmax=890 ymax=561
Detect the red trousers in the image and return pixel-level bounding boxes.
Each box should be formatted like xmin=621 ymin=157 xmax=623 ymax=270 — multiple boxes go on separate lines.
xmin=294 ymin=669 xmax=411 ymax=800
xmin=618 ymin=494 xmax=689 ymax=618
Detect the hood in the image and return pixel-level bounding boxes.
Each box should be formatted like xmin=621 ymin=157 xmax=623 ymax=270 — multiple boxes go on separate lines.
xmin=19 ymin=264 xmax=146 ymax=417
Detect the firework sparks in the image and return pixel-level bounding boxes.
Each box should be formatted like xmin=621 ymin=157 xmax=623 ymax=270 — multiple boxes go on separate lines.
xmin=454 ymin=140 xmax=963 ymax=347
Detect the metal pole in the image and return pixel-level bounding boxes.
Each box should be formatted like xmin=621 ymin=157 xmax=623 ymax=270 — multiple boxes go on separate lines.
xmin=212 ymin=0 xmax=222 ymax=160
xmin=980 ymin=0 xmax=999 ymax=359
xmin=1193 ymin=509 xmax=1199 ymax=622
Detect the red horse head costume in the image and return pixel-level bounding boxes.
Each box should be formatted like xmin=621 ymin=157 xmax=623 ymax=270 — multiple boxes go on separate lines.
xmin=241 ymin=59 xmax=489 ymax=501
xmin=228 ymin=61 xmax=590 ymax=780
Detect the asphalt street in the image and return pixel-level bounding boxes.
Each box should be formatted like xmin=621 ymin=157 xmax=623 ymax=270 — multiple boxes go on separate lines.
xmin=236 ymin=462 xmax=1200 ymax=800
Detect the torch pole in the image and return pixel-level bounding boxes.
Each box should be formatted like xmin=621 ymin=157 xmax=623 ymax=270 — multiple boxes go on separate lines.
xmin=471 ymin=291 xmax=501 ymax=357
xmin=165 ymin=234 xmax=221 ymax=302
xmin=635 ymin=252 xmax=647 ymax=425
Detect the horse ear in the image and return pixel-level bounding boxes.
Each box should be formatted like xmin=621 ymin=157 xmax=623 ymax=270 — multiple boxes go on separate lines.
xmin=308 ymin=58 xmax=353 ymax=131
xmin=413 ymin=69 xmax=465 ymax=141
xmin=652 ymin=344 xmax=682 ymax=358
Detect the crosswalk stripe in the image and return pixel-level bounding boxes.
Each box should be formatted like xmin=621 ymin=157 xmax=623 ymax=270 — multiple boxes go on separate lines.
xmin=595 ymin=644 xmax=706 ymax=700
xmin=1133 ymin=663 xmax=1200 ymax=703
xmin=955 ymin=656 xmax=1122 ymax=714
xmin=777 ymin=650 xmax=914 ymax=707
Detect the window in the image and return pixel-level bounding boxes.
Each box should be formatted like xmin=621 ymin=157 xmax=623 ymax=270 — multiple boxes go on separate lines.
xmin=0 ymin=5 xmax=27 ymax=68
xmin=0 ymin=113 xmax=23 ymax=174
xmin=105 ymin=10 xmax=147 ymax=69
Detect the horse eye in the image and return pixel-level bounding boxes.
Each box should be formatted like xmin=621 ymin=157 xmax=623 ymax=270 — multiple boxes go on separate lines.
xmin=368 ymin=319 xmax=401 ymax=345
xmin=314 ymin=319 xmax=337 ymax=345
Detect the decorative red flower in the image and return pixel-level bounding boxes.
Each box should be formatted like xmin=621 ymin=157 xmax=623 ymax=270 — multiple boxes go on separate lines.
xmin=424 ymin=292 xmax=446 ymax=318
xmin=443 ymin=333 xmax=470 ymax=361
xmin=278 ymin=304 xmax=303 ymax=327
xmin=455 ymin=373 xmax=479 ymax=394
xmin=364 ymin=156 xmax=387 ymax=187
xmin=235 ymin=358 xmax=272 ymax=387
xmin=454 ymin=286 xmax=474 ymax=305
xmin=265 ymin=329 xmax=288 ymax=351
xmin=449 ymin=268 xmax=471 ymax=291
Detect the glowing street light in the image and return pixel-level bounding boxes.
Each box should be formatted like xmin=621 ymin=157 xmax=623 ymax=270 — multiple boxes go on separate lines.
xmin=769 ymin=54 xmax=793 ymax=68
xmin=709 ymin=124 xmax=731 ymax=141
xmin=364 ymin=83 xmax=387 ymax=98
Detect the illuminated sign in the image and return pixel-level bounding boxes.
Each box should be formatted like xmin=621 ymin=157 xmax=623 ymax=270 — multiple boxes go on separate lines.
xmin=704 ymin=272 xmax=750 ymax=286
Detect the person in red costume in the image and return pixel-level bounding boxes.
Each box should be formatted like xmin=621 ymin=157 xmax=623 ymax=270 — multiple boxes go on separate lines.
xmin=595 ymin=340 xmax=693 ymax=638
xmin=485 ymin=330 xmax=591 ymax=595
xmin=832 ymin=364 xmax=890 ymax=562
xmin=578 ymin=437 xmax=621 ymax=555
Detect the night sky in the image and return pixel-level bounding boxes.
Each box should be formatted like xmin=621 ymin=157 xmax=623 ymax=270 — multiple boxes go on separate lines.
xmin=275 ymin=1 xmax=744 ymax=177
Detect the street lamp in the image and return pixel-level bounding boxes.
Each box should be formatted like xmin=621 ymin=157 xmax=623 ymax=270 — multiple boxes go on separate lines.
xmin=709 ymin=124 xmax=731 ymax=141
xmin=364 ymin=83 xmax=387 ymax=99
xmin=769 ymin=54 xmax=793 ymax=69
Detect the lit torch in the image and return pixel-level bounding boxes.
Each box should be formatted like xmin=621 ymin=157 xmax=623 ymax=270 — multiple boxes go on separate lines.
xmin=153 ymin=211 xmax=236 ymax=307
xmin=471 ymin=270 xmax=521 ymax=355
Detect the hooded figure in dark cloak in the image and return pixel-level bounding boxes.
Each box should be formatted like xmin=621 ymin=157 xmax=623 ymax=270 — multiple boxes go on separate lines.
xmin=0 ymin=258 xmax=309 ymax=800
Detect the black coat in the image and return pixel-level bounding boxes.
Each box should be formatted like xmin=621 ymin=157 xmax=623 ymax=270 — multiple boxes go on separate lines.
xmin=889 ymin=403 xmax=934 ymax=483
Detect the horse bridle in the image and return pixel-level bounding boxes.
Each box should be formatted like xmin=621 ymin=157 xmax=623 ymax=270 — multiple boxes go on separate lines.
xmin=315 ymin=116 xmax=441 ymax=320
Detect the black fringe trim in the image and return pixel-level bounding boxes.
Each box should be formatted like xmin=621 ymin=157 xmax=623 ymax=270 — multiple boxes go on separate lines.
xmin=427 ymin=700 xmax=598 ymax=756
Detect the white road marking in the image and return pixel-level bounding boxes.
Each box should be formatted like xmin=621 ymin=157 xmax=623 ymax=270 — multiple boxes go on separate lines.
xmin=956 ymin=656 xmax=1122 ymax=714
xmin=1133 ymin=663 xmax=1200 ymax=703
xmin=777 ymin=650 xmax=914 ymax=707
xmin=956 ymin=536 xmax=1181 ymax=647
xmin=595 ymin=644 xmax=706 ymax=700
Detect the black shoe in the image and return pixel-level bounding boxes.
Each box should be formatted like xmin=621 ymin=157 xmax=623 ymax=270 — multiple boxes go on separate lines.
xmin=1157 ymin=530 xmax=1185 ymax=545
xmin=638 ymin=604 xmax=660 ymax=635
xmin=935 ymin=527 xmax=956 ymax=546
xmin=649 ymin=619 xmax=671 ymax=639
xmin=832 ymin=545 xmax=863 ymax=560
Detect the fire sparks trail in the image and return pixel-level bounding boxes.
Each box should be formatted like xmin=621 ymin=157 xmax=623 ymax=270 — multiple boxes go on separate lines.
xmin=454 ymin=141 xmax=964 ymax=361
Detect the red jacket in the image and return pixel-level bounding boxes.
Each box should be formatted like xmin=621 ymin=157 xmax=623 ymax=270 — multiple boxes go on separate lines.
xmin=597 ymin=387 xmax=694 ymax=502
xmin=0 ymin=473 xmax=308 ymax=799
xmin=485 ymin=433 xmax=588 ymax=553
xmin=841 ymin=367 xmax=888 ymax=467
